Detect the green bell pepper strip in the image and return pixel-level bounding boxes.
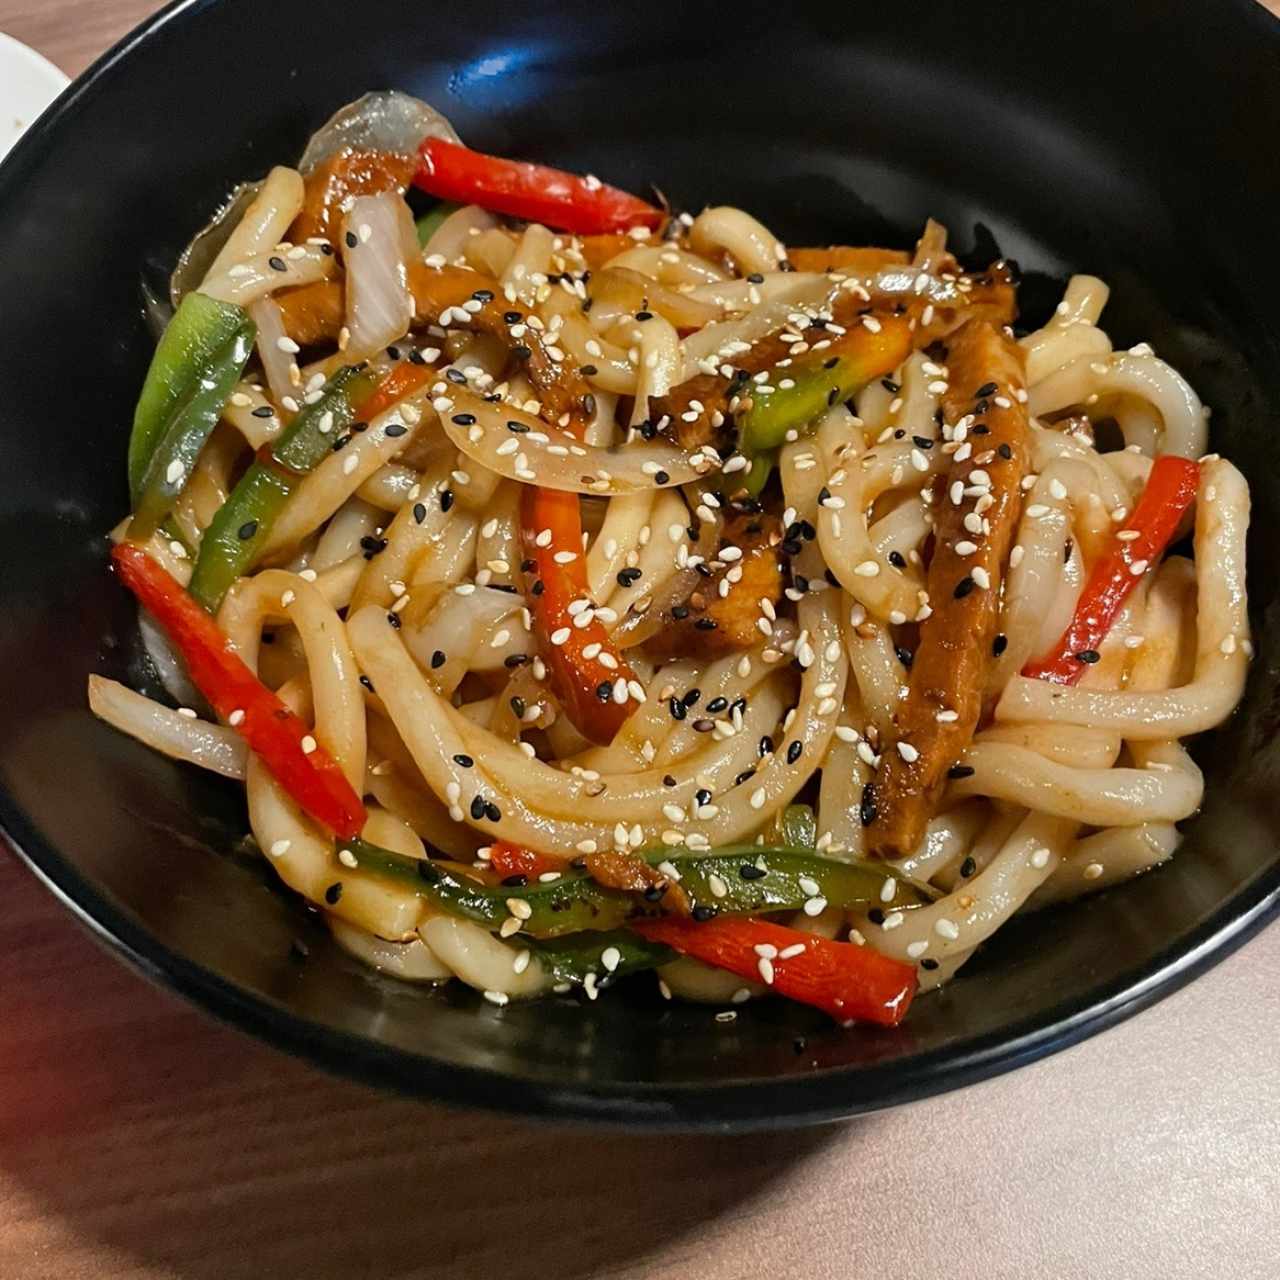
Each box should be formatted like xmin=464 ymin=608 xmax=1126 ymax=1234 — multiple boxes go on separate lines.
xmin=739 ymin=449 xmax=776 ymax=498
xmin=518 ymin=930 xmax=676 ymax=987
xmin=187 ymin=365 xmax=375 ymax=611
xmin=127 ymin=293 xmax=256 ymax=540
xmin=415 ymin=202 xmax=460 ymax=248
xmin=736 ymin=314 xmax=913 ymax=456
xmin=343 ymin=838 xmax=933 ymax=940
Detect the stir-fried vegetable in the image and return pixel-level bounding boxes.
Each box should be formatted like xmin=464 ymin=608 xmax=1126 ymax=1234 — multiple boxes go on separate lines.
xmin=415 ymin=201 xmax=460 ymax=247
xmin=630 ymin=916 xmax=918 ymax=1026
xmin=111 ymin=544 xmax=367 ymax=840
xmin=1022 ymin=455 xmax=1201 ymax=684
xmin=736 ymin=316 xmax=913 ymax=456
xmin=519 ymin=930 xmax=676 ymax=988
xmin=414 ymin=138 xmax=663 ymax=234
xmin=487 ymin=841 xmax=565 ymax=881
xmin=347 ymin=838 xmax=931 ymax=939
xmin=188 ymin=364 xmax=378 ymax=611
xmin=127 ymin=292 xmax=256 ymax=539
xmin=189 ymin=361 xmax=434 ymax=612
xmin=520 ymin=485 xmax=641 ymax=745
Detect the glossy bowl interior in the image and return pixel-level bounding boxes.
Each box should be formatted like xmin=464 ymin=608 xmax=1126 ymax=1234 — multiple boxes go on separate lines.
xmin=1 ymin=0 xmax=1278 ymax=1129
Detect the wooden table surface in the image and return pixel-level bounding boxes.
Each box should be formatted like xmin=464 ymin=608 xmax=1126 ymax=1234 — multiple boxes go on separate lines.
xmin=3 ymin=2 xmax=1280 ymax=1277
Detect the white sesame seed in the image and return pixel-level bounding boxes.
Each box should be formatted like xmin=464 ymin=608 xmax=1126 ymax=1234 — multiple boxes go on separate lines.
xmin=879 ymin=876 xmax=897 ymax=903
xmin=896 ymin=741 xmax=920 ymax=763
xmin=803 ymin=896 xmax=828 ymax=917
xmin=506 ymin=898 xmax=533 ymax=920
xmin=300 ymin=735 xmax=317 ymax=754
xmin=1129 ymin=559 xmax=1149 ymax=576
xmin=1083 ymin=862 xmax=1105 ymax=880
xmin=483 ymin=990 xmax=510 ymax=1006
xmin=971 ymin=566 xmax=990 ymax=589
xmin=906 ymin=940 xmax=930 ymax=959
xmin=934 ymin=918 xmax=960 ymax=940
xmin=269 ymin=839 xmax=291 ymax=857
xmin=338 ymin=848 xmax=358 ymax=868
xmin=1030 ymin=846 xmax=1052 ymax=869
xmin=798 ymin=876 xmax=821 ymax=896
xmin=881 ymin=911 xmax=904 ymax=930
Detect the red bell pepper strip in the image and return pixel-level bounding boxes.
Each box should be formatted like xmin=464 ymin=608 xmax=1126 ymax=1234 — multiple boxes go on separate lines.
xmin=111 ymin=543 xmax=367 ymax=840
xmin=487 ymin=841 xmax=565 ymax=881
xmin=414 ymin=138 xmax=663 ymax=235
xmin=631 ymin=916 xmax=918 ymax=1026
xmin=519 ymin=486 xmax=640 ymax=746
xmin=1021 ymin=455 xmax=1201 ymax=685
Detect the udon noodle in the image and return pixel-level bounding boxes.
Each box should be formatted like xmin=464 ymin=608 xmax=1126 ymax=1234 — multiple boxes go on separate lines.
xmin=91 ymin=92 xmax=1250 ymax=1025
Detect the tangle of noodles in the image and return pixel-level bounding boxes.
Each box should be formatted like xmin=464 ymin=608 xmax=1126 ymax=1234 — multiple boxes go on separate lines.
xmin=91 ymin=105 xmax=1253 ymax=1023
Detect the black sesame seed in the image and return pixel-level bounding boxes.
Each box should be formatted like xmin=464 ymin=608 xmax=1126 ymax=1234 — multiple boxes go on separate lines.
xmin=735 ymin=768 xmax=756 ymax=785
xmin=510 ymin=696 xmax=526 ymax=718
xmin=503 ymin=310 xmax=522 ymax=323
xmin=581 ymin=364 xmax=598 ymax=377
xmin=511 ymin=345 xmax=532 ymax=360
xmin=521 ymin=558 xmax=537 ymax=573
xmin=654 ymin=470 xmax=670 ymax=485
xmin=446 ymin=368 xmax=466 ymax=384
xmin=692 ymin=905 xmax=718 ymax=922
xmin=469 ymin=794 xmax=486 ymax=819
xmin=268 ymin=255 xmax=287 ymax=273
xmin=1074 ymin=649 xmax=1101 ymax=664
xmin=895 ymin=645 xmax=915 ymax=669
xmin=385 ymin=422 xmax=407 ymax=438
xmin=827 ymin=386 xmax=840 ymax=407
xmin=1064 ymin=540 xmax=1073 ymax=563
xmin=441 ymin=489 xmax=455 ymax=512
xmin=881 ymin=377 xmax=901 ymax=393
xmin=324 ymin=882 xmax=343 ymax=904
xmin=616 ymin=567 xmax=642 ymax=587
xmin=582 ymin=393 xmax=597 ymax=417
xmin=596 ymin=681 xmax=614 ymax=702
xmin=669 ymin=696 xmax=687 ymax=721
xmin=344 ymin=231 xmax=358 ymax=248
xmin=531 ymin=580 xmax=545 ymax=596
xmin=386 ymin=612 xmax=402 ymax=629
xmin=504 ymin=654 xmax=529 ymax=668
xmin=784 ymin=740 xmax=802 ymax=765
xmin=888 ymin=550 xmax=907 ymax=570
xmin=642 ymin=884 xmax=667 ymax=902
xmin=451 ymin=413 xmax=477 ymax=426
xmin=507 ymin=420 xmax=529 ymax=433
xmin=472 ymin=289 xmax=495 ymax=303
xmin=867 ymin=907 xmax=885 ymax=926
xmin=408 ymin=348 xmax=427 ymax=365
xmin=860 ymin=783 xmax=878 ymax=827
xmin=251 ymin=404 xmax=274 ymax=419
xmin=971 ymin=424 xmax=990 ymax=435
xmin=704 ymin=696 xmax=728 ymax=715
xmin=960 ymin=856 xmax=977 ymax=878
xmin=739 ymin=864 xmax=767 ymax=881
xmin=913 ymin=435 xmax=934 ymax=450
xmin=635 ymin=310 xmax=653 ymax=321
xmin=671 ymin=604 xmax=690 ymax=620
xmin=947 ymin=764 xmax=975 ymax=779
xmin=975 ymin=381 xmax=997 ymax=398
xmin=484 ymin=801 xmax=501 ymax=822
xmin=358 ymin=674 xmax=375 ymax=693
xmin=663 ymin=774 xmax=678 ymax=787
xmin=825 ymin=357 xmax=840 ymax=369
xmin=412 ymin=502 xmax=426 ymax=524
xmin=992 ymin=633 xmax=1008 ymax=656
xmin=682 ymin=688 xmax=702 ymax=708
xmin=694 ymin=787 xmax=712 ymax=807
xmin=501 ymin=874 xmax=528 ymax=888
xmin=746 ymin=273 xmax=765 ymax=284
xmin=237 ymin=520 xmax=258 ymax=540
xmin=431 ymin=650 xmax=446 ymax=669
xmin=692 ymin=718 xmax=715 ymax=732
xmin=921 ymin=957 xmax=940 ymax=971
xmin=954 ymin=576 xmax=976 ymax=598
xmin=453 ymin=753 xmax=474 ymax=768
xmin=997 ymin=442 xmax=1013 ymax=460
xmin=759 ymin=735 xmax=774 ymax=757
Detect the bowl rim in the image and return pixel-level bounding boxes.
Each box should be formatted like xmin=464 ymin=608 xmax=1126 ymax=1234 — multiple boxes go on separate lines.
xmin=1 ymin=0 xmax=1278 ymax=1131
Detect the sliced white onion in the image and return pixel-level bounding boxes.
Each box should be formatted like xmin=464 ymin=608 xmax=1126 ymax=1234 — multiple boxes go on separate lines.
xmin=138 ymin=608 xmax=204 ymax=708
xmin=299 ymin=90 xmax=460 ymax=174
xmin=248 ymin=296 xmax=297 ymax=408
xmin=423 ymin=203 xmax=499 ymax=262
xmin=341 ymin=192 xmax=416 ymax=359
xmin=439 ymin=388 xmax=718 ymax=494
xmin=88 ymin=676 xmax=246 ymax=779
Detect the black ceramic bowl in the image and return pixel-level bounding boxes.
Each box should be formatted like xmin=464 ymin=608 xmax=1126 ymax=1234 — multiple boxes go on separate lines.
xmin=1 ymin=0 xmax=1278 ymax=1131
